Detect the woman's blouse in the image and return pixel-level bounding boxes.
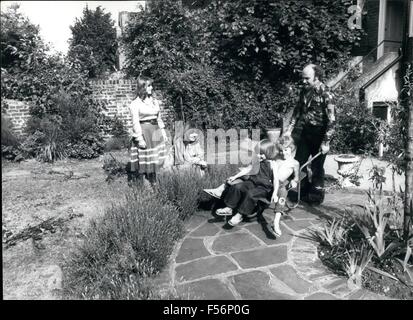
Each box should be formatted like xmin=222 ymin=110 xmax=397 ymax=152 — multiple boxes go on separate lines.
xmin=129 ymin=96 xmax=165 ymax=140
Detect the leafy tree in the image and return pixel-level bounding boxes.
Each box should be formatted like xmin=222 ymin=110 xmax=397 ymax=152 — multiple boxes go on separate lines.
xmin=1 ymin=4 xmax=108 ymax=161
xmin=68 ymin=5 xmax=118 ymax=78
xmin=122 ymin=0 xmax=362 ymax=130
xmin=0 ymin=3 xmax=47 ymax=73
xmin=205 ymin=0 xmax=362 ymax=83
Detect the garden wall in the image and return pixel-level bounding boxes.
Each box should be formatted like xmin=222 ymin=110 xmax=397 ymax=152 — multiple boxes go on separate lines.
xmin=90 ymin=79 xmax=175 ymax=134
xmin=2 ymin=79 xmax=175 ymax=137
xmin=2 ymin=99 xmax=31 ymax=136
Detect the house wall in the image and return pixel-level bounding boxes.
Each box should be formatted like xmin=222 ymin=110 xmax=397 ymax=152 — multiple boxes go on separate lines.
xmin=364 ymin=62 xmax=400 ymax=115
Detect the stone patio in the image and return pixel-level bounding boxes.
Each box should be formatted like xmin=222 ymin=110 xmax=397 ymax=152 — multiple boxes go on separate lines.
xmin=158 ymin=190 xmax=392 ymax=300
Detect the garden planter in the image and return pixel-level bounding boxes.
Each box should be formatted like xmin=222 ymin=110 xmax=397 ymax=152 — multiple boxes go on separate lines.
xmin=334 ymin=154 xmax=360 ymax=187
xmin=265 ymin=128 xmax=281 ymax=143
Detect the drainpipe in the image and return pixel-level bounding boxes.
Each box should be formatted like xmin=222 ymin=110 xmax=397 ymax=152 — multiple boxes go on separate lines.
xmin=377 ymin=0 xmax=387 ymax=59
xmin=401 ymin=0 xmax=413 ymax=240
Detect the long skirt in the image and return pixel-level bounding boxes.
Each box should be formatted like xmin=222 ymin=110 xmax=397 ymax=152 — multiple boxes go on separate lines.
xmin=130 ymin=123 xmax=167 ymax=174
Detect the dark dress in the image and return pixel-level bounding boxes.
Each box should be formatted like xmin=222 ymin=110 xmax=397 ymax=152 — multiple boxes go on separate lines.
xmin=222 ymin=160 xmax=273 ymax=216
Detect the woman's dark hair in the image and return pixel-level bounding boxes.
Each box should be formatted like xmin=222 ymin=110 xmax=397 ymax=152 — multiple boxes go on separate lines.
xmin=135 ymin=76 xmax=154 ymax=99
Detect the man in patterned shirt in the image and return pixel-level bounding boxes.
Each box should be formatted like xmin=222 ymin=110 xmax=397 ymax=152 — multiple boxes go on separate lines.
xmin=284 ymin=64 xmax=335 ymax=204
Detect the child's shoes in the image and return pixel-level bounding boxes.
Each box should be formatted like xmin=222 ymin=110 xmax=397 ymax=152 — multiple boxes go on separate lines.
xmin=203 ymin=184 xmax=226 ymax=199
xmin=216 ymin=207 xmax=233 ymax=216
xmin=228 ymin=213 xmax=243 ymax=226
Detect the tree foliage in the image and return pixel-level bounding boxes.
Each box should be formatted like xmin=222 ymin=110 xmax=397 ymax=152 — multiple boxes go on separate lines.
xmin=1 ymin=4 xmax=107 ymax=161
xmin=122 ymin=0 xmax=362 ymax=130
xmin=68 ymin=5 xmax=118 ymax=78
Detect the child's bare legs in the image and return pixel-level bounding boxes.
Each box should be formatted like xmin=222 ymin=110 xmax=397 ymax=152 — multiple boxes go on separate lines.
xmin=272 ymin=211 xmax=282 ymax=236
xmin=271 ymin=180 xmax=288 ymax=237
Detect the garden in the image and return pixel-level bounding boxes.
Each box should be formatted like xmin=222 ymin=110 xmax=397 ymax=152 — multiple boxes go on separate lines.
xmin=2 ymin=0 xmax=412 ymax=300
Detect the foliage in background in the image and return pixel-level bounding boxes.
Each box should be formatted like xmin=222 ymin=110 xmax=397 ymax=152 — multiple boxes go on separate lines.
xmin=330 ymin=96 xmax=384 ymax=155
xmin=104 ymin=116 xmax=130 ymax=151
xmin=68 ymin=5 xmax=118 ymax=78
xmin=383 ymin=64 xmax=412 ymax=172
xmin=0 ymin=3 xmax=47 ymax=76
xmin=121 ymin=0 xmax=361 ymax=130
xmin=1 ymin=5 xmax=108 ymax=161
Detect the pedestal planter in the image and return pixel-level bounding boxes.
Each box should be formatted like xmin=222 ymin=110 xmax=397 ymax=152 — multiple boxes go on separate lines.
xmin=334 ymin=154 xmax=361 ymax=187
xmin=266 ymin=128 xmax=281 ymax=143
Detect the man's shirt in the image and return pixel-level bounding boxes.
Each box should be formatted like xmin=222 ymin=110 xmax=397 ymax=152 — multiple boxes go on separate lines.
xmin=288 ymin=81 xmax=335 ymax=143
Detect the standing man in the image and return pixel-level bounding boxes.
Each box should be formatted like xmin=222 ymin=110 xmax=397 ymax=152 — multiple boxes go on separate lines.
xmin=283 ymin=64 xmax=335 ymax=204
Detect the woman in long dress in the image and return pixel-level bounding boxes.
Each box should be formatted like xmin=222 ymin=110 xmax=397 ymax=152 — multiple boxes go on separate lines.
xmin=129 ymin=77 xmax=168 ymax=184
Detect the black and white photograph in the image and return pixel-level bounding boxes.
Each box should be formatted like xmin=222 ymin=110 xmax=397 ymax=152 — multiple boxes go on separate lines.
xmin=1 ymin=0 xmax=412 ymax=307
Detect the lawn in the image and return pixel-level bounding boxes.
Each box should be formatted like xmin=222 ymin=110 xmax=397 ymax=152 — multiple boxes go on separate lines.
xmin=2 ymin=151 xmax=131 ymax=299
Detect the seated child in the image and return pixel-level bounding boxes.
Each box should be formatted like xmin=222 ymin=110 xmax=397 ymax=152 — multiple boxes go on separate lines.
xmin=206 ymin=137 xmax=299 ymax=237
xmin=183 ymin=132 xmax=207 ymax=175
xmin=269 ymin=136 xmax=300 ymax=236
xmin=213 ymin=139 xmax=278 ymax=226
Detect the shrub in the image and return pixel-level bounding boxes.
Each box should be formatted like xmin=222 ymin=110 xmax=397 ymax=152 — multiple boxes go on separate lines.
xmin=22 ymin=91 xmax=105 ymax=161
xmin=330 ymin=96 xmax=383 ymax=155
xmin=156 ymin=167 xmax=206 ymax=220
xmin=104 ymin=136 xmax=129 ymax=152
xmin=63 ymin=186 xmax=183 ymax=299
xmin=104 ymin=116 xmax=129 ymax=151
xmin=1 ymin=114 xmax=19 ymax=146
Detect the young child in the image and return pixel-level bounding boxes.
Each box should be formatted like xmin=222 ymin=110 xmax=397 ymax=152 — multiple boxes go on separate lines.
xmin=183 ymin=132 xmax=207 ymax=175
xmin=270 ymin=136 xmax=300 ymax=236
xmin=215 ymin=139 xmax=278 ymax=226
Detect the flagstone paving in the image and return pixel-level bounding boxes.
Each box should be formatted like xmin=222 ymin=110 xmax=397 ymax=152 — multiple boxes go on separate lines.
xmin=161 ymin=191 xmax=392 ymax=300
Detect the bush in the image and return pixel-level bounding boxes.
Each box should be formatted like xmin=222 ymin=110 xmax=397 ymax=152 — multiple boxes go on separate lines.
xmin=63 ymin=186 xmax=183 ymax=299
xmin=330 ymin=97 xmax=383 ymax=155
xmin=104 ymin=116 xmax=129 ymax=151
xmin=22 ymin=91 xmax=105 ymax=161
xmin=1 ymin=114 xmax=19 ymax=147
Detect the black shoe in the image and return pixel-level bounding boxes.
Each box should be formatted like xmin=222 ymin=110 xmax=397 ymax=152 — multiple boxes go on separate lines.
xmin=306 ymin=190 xmax=325 ymax=205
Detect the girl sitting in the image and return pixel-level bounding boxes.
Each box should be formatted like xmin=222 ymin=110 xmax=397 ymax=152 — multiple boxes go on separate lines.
xmin=215 ymin=139 xmax=278 ymax=226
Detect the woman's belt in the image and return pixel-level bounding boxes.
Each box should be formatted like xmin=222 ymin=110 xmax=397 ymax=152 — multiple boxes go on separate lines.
xmin=140 ymin=119 xmax=158 ymax=125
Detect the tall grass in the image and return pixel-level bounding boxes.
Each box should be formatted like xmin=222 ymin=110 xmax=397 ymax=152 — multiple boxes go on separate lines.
xmin=63 ymin=186 xmax=184 ymax=299
xmin=155 ymin=164 xmax=239 ymax=220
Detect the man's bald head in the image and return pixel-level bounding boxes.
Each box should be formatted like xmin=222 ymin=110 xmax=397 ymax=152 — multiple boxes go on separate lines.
xmin=302 ymin=64 xmax=323 ymax=88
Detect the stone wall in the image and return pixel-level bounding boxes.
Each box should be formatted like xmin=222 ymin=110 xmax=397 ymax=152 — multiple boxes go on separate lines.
xmin=2 ymin=79 xmax=175 ymax=137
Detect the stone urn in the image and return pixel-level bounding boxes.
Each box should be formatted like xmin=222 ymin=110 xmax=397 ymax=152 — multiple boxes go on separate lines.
xmin=265 ymin=128 xmax=281 ymax=143
xmin=334 ymin=154 xmax=360 ymax=187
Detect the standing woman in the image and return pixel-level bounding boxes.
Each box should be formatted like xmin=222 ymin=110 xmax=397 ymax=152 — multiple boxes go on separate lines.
xmin=129 ymin=77 xmax=168 ymax=184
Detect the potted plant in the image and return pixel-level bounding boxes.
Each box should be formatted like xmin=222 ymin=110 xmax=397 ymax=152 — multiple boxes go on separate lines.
xmin=262 ymin=116 xmax=283 ymax=142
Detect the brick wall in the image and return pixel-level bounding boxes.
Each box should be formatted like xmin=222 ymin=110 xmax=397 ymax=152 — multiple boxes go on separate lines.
xmin=2 ymin=79 xmax=175 ymax=137
xmin=2 ymin=99 xmax=31 ymax=136
xmin=90 ymin=79 xmax=175 ymax=134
